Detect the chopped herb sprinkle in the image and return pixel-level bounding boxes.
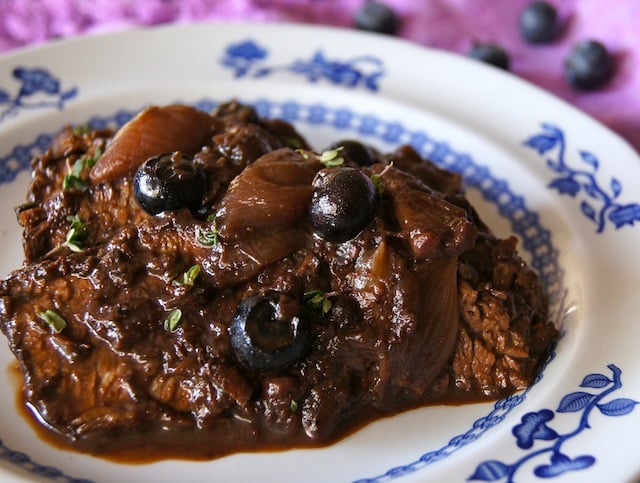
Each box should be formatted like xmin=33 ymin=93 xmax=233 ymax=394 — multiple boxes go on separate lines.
xmin=173 ymin=264 xmax=201 ymax=287
xmin=304 ymin=290 xmax=333 ymax=315
xmin=195 ymin=214 xmax=220 ymax=247
xmin=290 ymin=400 xmax=299 ymax=412
xmin=318 ymin=147 xmax=345 ymax=168
xmin=72 ymin=124 xmax=91 ymax=136
xmin=370 ymin=161 xmax=394 ymax=195
xmin=296 ymin=147 xmax=345 ymax=168
xmin=61 ymin=214 xmax=87 ymax=252
xmin=62 ymin=174 xmax=88 ymax=191
xmin=164 ymin=308 xmax=183 ymax=332
xmin=37 ymin=309 xmax=67 ymax=333
xmin=62 ymin=147 xmax=102 ymax=191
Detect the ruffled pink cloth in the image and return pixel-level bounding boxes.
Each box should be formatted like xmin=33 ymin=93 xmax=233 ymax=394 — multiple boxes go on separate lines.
xmin=0 ymin=0 xmax=638 ymax=154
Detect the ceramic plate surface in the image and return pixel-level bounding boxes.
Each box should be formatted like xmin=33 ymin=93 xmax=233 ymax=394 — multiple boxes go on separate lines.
xmin=0 ymin=22 xmax=639 ymax=483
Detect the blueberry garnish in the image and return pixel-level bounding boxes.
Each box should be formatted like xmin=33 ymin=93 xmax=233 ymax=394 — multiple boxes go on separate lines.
xmin=564 ymin=40 xmax=614 ymax=90
xmin=520 ymin=1 xmax=560 ymax=44
xmin=229 ymin=292 xmax=311 ymax=373
xmin=310 ymin=166 xmax=376 ymax=243
xmin=468 ymin=43 xmax=510 ymax=70
xmin=354 ymin=1 xmax=398 ymax=35
xmin=133 ymin=152 xmax=207 ymax=215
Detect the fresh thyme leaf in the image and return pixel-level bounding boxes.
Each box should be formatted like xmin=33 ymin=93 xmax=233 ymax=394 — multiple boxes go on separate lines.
xmin=37 ymin=309 xmax=67 ymax=333
xmin=184 ymin=264 xmax=201 ymax=285
xmin=304 ymin=290 xmax=333 ymax=315
xmin=290 ymin=400 xmax=299 ymax=412
xmin=72 ymin=124 xmax=90 ymax=136
xmin=173 ymin=264 xmax=201 ymax=287
xmin=297 ymin=147 xmax=345 ymax=167
xmin=86 ymin=147 xmax=102 ymax=168
xmin=67 ymin=214 xmax=85 ymax=232
xmin=62 ymin=232 xmax=83 ymax=252
xmin=164 ymin=309 xmax=183 ymax=332
xmin=370 ymin=161 xmax=394 ymax=195
xmin=195 ymin=214 xmax=219 ymax=247
xmin=62 ymin=148 xmax=102 ymax=191
xmin=70 ymin=158 xmax=85 ymax=177
xmin=322 ymin=297 xmax=332 ymax=314
xmin=318 ymin=147 xmax=345 ymax=168
xmin=62 ymin=174 xmax=88 ymax=191
xmin=60 ymin=214 xmax=87 ymax=252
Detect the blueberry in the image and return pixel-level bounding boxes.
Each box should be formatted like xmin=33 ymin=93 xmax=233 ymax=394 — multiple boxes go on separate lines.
xmin=310 ymin=167 xmax=376 ymax=243
xmin=229 ymin=292 xmax=311 ymax=373
xmin=468 ymin=43 xmax=510 ymax=70
xmin=520 ymin=1 xmax=559 ymax=44
xmin=328 ymin=140 xmax=378 ymax=166
xmin=564 ymin=40 xmax=614 ymax=90
xmin=354 ymin=1 xmax=398 ymax=35
xmin=133 ymin=152 xmax=207 ymax=215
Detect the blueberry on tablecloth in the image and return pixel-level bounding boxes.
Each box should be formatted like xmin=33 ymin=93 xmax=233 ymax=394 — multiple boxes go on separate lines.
xmin=354 ymin=1 xmax=398 ymax=35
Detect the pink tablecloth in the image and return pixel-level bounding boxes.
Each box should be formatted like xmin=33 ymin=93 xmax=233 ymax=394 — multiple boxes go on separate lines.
xmin=0 ymin=0 xmax=638 ymax=154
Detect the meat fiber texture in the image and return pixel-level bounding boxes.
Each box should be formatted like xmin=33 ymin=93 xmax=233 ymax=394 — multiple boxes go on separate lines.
xmin=0 ymin=101 xmax=557 ymax=458
xmin=0 ymin=0 xmax=638 ymax=155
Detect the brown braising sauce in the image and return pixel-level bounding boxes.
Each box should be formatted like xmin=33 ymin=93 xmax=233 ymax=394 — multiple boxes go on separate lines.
xmin=10 ymin=361 xmax=497 ymax=463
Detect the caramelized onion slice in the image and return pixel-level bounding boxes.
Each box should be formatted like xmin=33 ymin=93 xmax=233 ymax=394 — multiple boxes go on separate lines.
xmin=90 ymin=105 xmax=212 ymax=184
xmin=217 ymin=148 xmax=319 ymax=238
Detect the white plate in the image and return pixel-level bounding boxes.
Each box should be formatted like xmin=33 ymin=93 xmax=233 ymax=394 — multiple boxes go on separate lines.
xmin=1 ymin=22 xmax=639 ymax=483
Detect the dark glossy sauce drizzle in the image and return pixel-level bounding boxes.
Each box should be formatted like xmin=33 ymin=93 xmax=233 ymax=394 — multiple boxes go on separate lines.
xmin=9 ymin=361 xmax=492 ymax=464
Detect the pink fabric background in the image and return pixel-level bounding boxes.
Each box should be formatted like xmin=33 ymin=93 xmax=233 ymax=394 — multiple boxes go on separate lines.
xmin=0 ymin=0 xmax=638 ymax=154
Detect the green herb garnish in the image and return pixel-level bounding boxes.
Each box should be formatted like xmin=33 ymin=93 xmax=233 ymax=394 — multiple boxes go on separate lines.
xmin=62 ymin=147 xmax=102 ymax=191
xmin=173 ymin=264 xmax=201 ymax=287
xmin=304 ymin=290 xmax=333 ymax=315
xmin=61 ymin=214 xmax=87 ymax=252
xmin=72 ymin=124 xmax=91 ymax=136
xmin=318 ymin=147 xmax=345 ymax=168
xmin=37 ymin=309 xmax=67 ymax=333
xmin=296 ymin=147 xmax=345 ymax=168
xmin=290 ymin=400 xmax=299 ymax=412
xmin=370 ymin=161 xmax=394 ymax=195
xmin=62 ymin=173 xmax=88 ymax=191
xmin=85 ymin=147 xmax=102 ymax=169
xmin=195 ymin=214 xmax=220 ymax=247
xmin=164 ymin=309 xmax=183 ymax=332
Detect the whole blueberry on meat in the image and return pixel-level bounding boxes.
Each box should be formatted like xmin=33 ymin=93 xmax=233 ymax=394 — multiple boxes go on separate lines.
xmin=328 ymin=140 xmax=378 ymax=166
xmin=133 ymin=152 xmax=207 ymax=215
xmin=564 ymin=40 xmax=614 ymax=90
xmin=310 ymin=167 xmax=376 ymax=243
xmin=468 ymin=43 xmax=510 ymax=70
xmin=230 ymin=292 xmax=311 ymax=373
xmin=354 ymin=1 xmax=398 ymax=35
xmin=520 ymin=1 xmax=559 ymax=43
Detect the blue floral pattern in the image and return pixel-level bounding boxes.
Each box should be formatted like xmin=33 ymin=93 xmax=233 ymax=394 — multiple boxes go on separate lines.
xmin=469 ymin=364 xmax=638 ymax=482
xmin=0 ymin=133 xmax=53 ymax=183
xmin=0 ymin=440 xmax=92 ymax=483
xmin=524 ymin=123 xmax=640 ymax=232
xmin=220 ymin=40 xmax=385 ymax=91
xmin=0 ymin=67 xmax=77 ymax=122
